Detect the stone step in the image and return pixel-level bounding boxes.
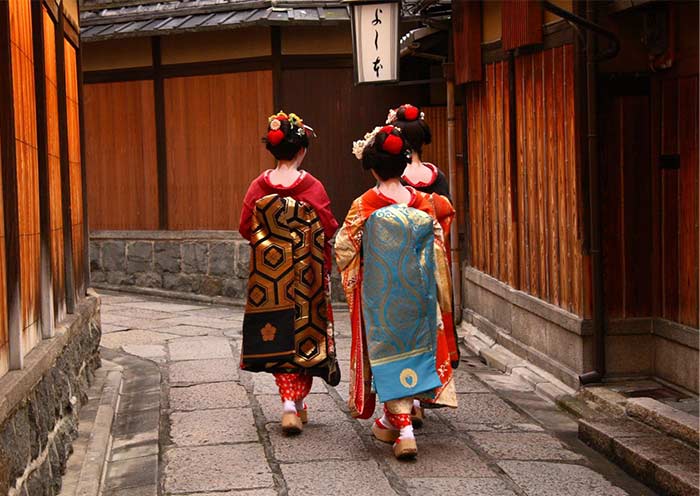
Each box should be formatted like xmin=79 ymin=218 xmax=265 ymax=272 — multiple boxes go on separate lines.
xmin=59 ymin=359 xmax=123 ymax=496
xmin=579 ymin=417 xmax=699 ymax=496
xmin=581 ymin=385 xmax=700 ymax=448
xmin=626 ymin=397 xmax=699 ymax=449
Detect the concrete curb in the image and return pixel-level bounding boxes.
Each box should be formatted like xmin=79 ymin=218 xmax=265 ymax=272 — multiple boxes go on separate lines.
xmin=60 ymin=359 xmax=124 ymax=496
xmin=458 ymin=322 xmax=575 ymax=403
xmin=76 ymin=365 xmax=123 ymax=496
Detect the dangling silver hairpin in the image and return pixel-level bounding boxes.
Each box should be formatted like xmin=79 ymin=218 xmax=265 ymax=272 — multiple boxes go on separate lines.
xmin=303 ymin=124 xmax=317 ymax=138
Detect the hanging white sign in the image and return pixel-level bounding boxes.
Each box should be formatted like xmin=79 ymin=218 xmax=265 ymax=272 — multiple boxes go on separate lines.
xmin=350 ymin=1 xmax=400 ymax=84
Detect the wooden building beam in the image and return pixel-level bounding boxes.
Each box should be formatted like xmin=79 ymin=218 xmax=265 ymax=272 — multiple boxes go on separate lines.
xmin=32 ymin=0 xmax=56 ymax=338
xmin=56 ymin=9 xmax=77 ymax=313
xmin=0 ymin=1 xmax=24 ymax=368
xmin=452 ymin=0 xmax=482 ymax=84
xmin=152 ymin=37 xmax=169 ymax=230
xmin=77 ymin=45 xmax=90 ymax=291
xmin=502 ymin=0 xmax=543 ymax=51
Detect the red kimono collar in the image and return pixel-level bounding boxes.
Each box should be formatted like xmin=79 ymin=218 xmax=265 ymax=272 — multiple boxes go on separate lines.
xmin=401 ymin=162 xmax=438 ymax=188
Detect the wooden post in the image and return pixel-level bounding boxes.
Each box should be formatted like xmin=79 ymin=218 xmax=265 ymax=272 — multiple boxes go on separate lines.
xmin=77 ymin=46 xmax=90 ymax=291
xmin=0 ymin=0 xmax=24 ymax=369
xmin=452 ymin=0 xmax=482 ymax=84
xmin=152 ymin=37 xmax=169 ymax=230
xmin=32 ymin=1 xmax=55 ymax=338
xmin=56 ymin=8 xmax=76 ymax=314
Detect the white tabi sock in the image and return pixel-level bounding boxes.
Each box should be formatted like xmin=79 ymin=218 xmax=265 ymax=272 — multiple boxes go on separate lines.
xmin=399 ymin=425 xmax=415 ymax=440
xmin=412 ymin=399 xmax=421 ymax=411
xmin=283 ymin=400 xmax=297 ymax=413
xmin=295 ymin=399 xmax=305 ymax=411
xmin=378 ymin=414 xmax=397 ymax=430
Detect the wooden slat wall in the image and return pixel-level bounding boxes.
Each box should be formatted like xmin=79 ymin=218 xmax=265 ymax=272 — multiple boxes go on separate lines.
xmin=502 ymin=0 xmax=543 ymax=51
xmin=466 ymin=46 xmax=587 ymax=317
xmin=43 ymin=7 xmax=65 ymax=323
xmin=600 ymin=94 xmax=653 ymax=320
xmin=515 ymin=45 xmax=584 ymax=316
xmin=466 ymin=61 xmax=517 ymax=287
xmin=9 ymin=0 xmax=41 ymax=355
xmin=64 ymin=40 xmax=84 ymax=295
xmin=279 ymin=67 xmax=424 ymax=221
xmin=453 ymin=0 xmax=482 ymax=84
xmin=164 ymin=71 xmax=274 ymax=230
xmin=84 ymin=81 xmax=159 ymax=230
xmin=660 ymin=76 xmax=699 ymax=328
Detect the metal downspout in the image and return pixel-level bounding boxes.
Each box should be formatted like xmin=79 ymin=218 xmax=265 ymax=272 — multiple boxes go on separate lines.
xmin=579 ymin=0 xmax=606 ymax=385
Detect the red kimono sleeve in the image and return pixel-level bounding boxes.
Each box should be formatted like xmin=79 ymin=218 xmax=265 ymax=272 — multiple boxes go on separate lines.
xmin=238 ymin=180 xmax=264 ymax=241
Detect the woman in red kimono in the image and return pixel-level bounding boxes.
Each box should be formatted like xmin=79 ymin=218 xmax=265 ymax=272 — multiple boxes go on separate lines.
xmin=387 ymin=104 xmax=450 ymax=199
xmin=239 ymin=111 xmax=339 ymax=435
xmin=336 ymin=125 xmax=457 ymax=459
xmin=388 ymin=104 xmax=461 ymax=427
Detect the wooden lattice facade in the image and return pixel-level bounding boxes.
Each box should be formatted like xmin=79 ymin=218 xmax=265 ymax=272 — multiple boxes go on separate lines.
xmin=454 ymin=0 xmax=699 ymax=392
xmin=0 ymin=0 xmax=87 ymax=378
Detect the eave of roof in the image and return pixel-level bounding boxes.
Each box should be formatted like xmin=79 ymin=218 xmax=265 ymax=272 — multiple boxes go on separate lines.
xmin=79 ymin=0 xmax=446 ymax=42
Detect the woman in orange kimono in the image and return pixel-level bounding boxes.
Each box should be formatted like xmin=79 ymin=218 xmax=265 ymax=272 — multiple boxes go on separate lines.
xmin=335 ymin=125 xmax=457 ymax=459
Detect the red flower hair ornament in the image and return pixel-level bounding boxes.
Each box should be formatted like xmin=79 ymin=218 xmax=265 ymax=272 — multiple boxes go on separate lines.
xmin=386 ymin=103 xmax=424 ymax=124
xmin=380 ymin=126 xmax=405 ymax=155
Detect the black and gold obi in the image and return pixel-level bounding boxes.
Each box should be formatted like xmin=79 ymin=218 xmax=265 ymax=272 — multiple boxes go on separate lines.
xmin=241 ymin=194 xmax=339 ymax=385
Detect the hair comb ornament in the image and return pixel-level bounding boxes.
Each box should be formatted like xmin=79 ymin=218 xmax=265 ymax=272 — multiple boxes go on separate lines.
xmin=352 ymin=126 xmax=382 ymax=160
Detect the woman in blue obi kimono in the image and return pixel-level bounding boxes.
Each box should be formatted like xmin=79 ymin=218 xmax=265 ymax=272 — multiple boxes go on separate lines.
xmin=335 ymin=125 xmax=457 ymax=460
xmin=239 ymin=111 xmax=339 ymax=436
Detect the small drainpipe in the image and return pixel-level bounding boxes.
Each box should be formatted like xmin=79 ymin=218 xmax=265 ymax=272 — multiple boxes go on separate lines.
xmin=445 ymin=64 xmax=462 ymax=324
xmin=579 ymin=0 xmax=605 ymax=385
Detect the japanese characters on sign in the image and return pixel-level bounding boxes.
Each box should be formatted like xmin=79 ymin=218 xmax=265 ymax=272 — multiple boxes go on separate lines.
xmin=350 ymin=1 xmax=399 ymax=84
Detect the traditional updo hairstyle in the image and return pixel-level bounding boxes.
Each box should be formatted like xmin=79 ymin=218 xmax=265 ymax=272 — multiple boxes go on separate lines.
xmin=361 ymin=125 xmax=411 ymax=180
xmin=391 ymin=104 xmax=431 ymax=156
xmin=263 ymin=111 xmax=310 ymax=161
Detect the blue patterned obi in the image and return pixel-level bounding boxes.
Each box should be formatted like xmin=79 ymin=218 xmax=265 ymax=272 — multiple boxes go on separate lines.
xmin=361 ymin=204 xmax=442 ymax=402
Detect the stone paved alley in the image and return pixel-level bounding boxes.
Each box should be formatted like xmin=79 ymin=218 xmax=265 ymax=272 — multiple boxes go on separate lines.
xmin=64 ymin=291 xmax=659 ymax=496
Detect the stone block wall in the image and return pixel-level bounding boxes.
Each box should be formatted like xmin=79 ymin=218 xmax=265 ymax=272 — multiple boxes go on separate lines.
xmin=0 ymin=295 xmax=101 ymax=495
xmin=90 ymin=231 xmax=346 ymax=303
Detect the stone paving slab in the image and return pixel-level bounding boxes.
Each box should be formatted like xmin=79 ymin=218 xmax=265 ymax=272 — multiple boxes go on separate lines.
xmin=439 ymin=393 xmax=528 ymax=428
xmin=256 ymin=393 xmax=342 ymax=423
xmin=185 ymin=307 xmax=243 ymax=319
xmin=159 ymin=315 xmax=239 ymax=330
xmin=87 ymin=292 xmax=661 ymax=496
xmin=170 ymin=408 xmax=259 ymax=446
xmin=498 ymin=461 xmax=631 ymax=496
xmin=382 ymin=435 xmax=494 ymax=478
xmin=168 ymin=358 xmax=239 ymax=384
xmin=125 ymin=301 xmax=208 ymax=313
xmin=406 ymin=477 xmax=518 ymax=496
xmin=168 ymin=337 xmax=233 ymax=361
xmin=103 ymin=454 xmax=159 ymax=492
xmin=266 ymin=420 xmax=369 ymax=462
xmin=173 ymin=491 xmax=276 ymax=496
xmin=104 ymin=485 xmax=157 ymax=496
xmin=122 ymin=344 xmax=167 ymax=361
xmin=470 ymin=432 xmax=583 ymax=461
xmin=170 ymin=382 xmax=249 ymax=411
xmin=102 ymin=329 xmax=179 ymax=348
xmin=164 ymin=445 xmax=273 ymax=494
xmin=108 ymin=307 xmax=175 ymax=320
xmin=281 ymin=460 xmax=397 ymax=496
